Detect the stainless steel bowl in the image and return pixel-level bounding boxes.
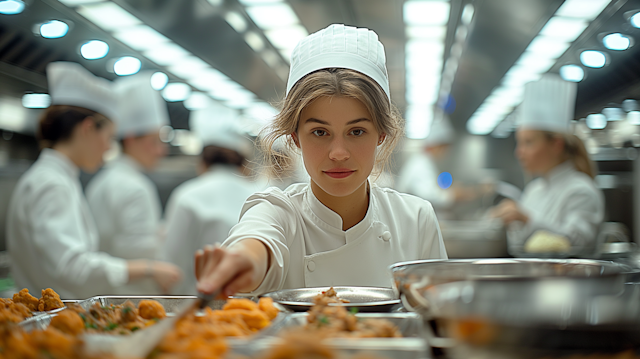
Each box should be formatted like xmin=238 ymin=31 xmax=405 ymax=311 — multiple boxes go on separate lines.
xmin=262 ymin=286 xmax=400 ymax=312
xmin=439 ymin=220 xmax=508 ymax=258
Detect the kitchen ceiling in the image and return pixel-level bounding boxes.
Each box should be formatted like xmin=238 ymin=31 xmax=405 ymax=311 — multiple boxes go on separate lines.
xmin=0 ymin=0 xmax=639 ymax=137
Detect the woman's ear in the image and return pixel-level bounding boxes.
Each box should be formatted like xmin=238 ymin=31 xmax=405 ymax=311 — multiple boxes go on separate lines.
xmin=378 ymin=133 xmax=386 ymax=146
xmin=291 ymin=132 xmax=301 ymax=148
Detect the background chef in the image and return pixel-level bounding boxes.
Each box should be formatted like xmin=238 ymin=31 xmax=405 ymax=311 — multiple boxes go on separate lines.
xmin=86 ymin=71 xmax=180 ymax=294
xmin=7 ymin=62 xmax=180 ymax=299
xmin=491 ymin=74 xmax=604 ymax=257
xmin=161 ymin=104 xmax=258 ymax=295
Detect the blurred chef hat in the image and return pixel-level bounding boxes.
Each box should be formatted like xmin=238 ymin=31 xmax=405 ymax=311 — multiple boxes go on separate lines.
xmin=115 ymin=71 xmax=170 ymax=139
xmin=47 ymin=62 xmax=119 ymax=121
xmin=518 ymin=74 xmax=577 ymax=134
xmin=423 ymin=117 xmax=454 ymax=147
xmin=190 ymin=103 xmax=252 ymax=158
xmin=287 ymin=24 xmax=390 ymax=100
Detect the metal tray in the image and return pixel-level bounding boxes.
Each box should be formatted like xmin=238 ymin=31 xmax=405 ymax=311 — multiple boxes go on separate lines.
xmin=262 ymin=286 xmax=401 ymax=312
xmin=253 ymin=312 xmax=429 ymax=359
xmin=30 ymin=299 xmax=80 ymax=317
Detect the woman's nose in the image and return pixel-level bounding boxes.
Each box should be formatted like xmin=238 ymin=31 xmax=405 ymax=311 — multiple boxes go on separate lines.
xmin=328 ymin=136 xmax=350 ymax=161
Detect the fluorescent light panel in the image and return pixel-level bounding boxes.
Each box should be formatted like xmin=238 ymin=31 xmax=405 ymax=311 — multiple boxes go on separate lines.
xmin=246 ymin=3 xmax=299 ymax=30
xmin=77 ymin=2 xmax=141 ymax=30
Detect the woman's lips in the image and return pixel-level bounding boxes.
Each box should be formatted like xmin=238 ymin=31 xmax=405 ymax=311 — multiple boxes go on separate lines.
xmin=324 ymin=169 xmax=355 ymax=179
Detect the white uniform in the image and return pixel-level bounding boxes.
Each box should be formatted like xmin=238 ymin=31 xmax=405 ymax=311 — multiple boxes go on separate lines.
xmin=161 ymin=166 xmax=259 ymax=295
xmin=86 ymin=155 xmax=162 ymax=260
xmin=7 ymin=149 xmax=128 ymax=299
xmin=508 ymin=161 xmax=604 ymax=257
xmin=223 ymin=182 xmax=447 ymax=295
xmin=396 ymin=152 xmax=454 ymax=209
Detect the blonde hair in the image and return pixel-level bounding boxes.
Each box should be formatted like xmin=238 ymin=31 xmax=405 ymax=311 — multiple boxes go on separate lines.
xmin=543 ymin=132 xmax=597 ymax=179
xmin=259 ymin=68 xmax=404 ymax=179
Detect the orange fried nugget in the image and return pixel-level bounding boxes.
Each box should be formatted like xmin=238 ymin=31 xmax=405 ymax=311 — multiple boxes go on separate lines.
xmin=26 ymin=327 xmax=78 ymax=358
xmin=8 ymin=302 xmax=31 ymax=320
xmin=138 ymin=299 xmax=166 ymax=320
xmin=38 ymin=288 xmax=64 ymax=312
xmin=258 ymin=297 xmax=279 ymax=320
xmin=12 ymin=289 xmax=39 ymax=312
xmin=0 ymin=308 xmax=23 ymax=324
xmin=50 ymin=310 xmax=84 ymax=336
xmin=216 ymin=309 xmax=270 ymax=331
xmin=222 ymin=298 xmax=260 ymax=311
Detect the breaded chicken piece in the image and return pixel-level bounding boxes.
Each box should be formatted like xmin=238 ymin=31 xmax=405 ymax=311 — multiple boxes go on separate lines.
xmin=50 ymin=310 xmax=84 ymax=336
xmin=258 ymin=297 xmax=279 ymax=320
xmin=138 ymin=299 xmax=166 ymax=320
xmin=38 ymin=288 xmax=64 ymax=311
xmin=12 ymin=289 xmax=38 ymax=312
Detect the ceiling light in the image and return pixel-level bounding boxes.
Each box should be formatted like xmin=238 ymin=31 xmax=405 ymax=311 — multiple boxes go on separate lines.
xmin=406 ymin=39 xmax=445 ymax=59
xmin=244 ymin=102 xmax=278 ymax=123
xmin=143 ymin=43 xmax=189 ymax=66
xmin=113 ymin=56 xmax=141 ymax=76
xmin=77 ymin=3 xmax=141 ymax=31
xmin=150 ymin=72 xmax=168 ymax=90
xmin=603 ymin=33 xmax=631 ymax=50
xmin=162 ymin=83 xmax=191 ymax=102
xmin=586 ymin=113 xmax=607 ymax=129
xmin=239 ymin=0 xmax=283 ymax=4
xmin=526 ymin=37 xmax=570 ymax=59
xmin=540 ymin=17 xmax=588 ymax=42
xmin=461 ymin=3 xmax=475 ymax=25
xmin=406 ymin=26 xmax=446 ymax=40
xmin=224 ymin=11 xmax=247 ymax=33
xmin=58 ymin=0 xmax=104 ymax=5
xmin=555 ymin=0 xmax=612 ymax=21
xmin=622 ymin=99 xmax=638 ymax=112
xmin=403 ymin=1 xmax=450 ymax=26
xmin=0 ymin=0 xmax=24 ymax=15
xmin=514 ymin=55 xmax=554 ymax=74
xmin=244 ymin=31 xmax=265 ymax=52
xmin=184 ymin=92 xmax=213 ymax=110
xmin=261 ymin=49 xmax=280 ymax=67
xmin=246 ymin=4 xmax=299 ymax=30
xmin=264 ymin=25 xmax=308 ymax=50
xmin=188 ymin=69 xmax=232 ymax=92
xmin=602 ymin=107 xmax=623 ymax=121
xmin=405 ymin=106 xmax=433 ymax=139
xmin=167 ymin=56 xmax=210 ymax=79
xmin=559 ymin=64 xmax=585 ymax=82
xmin=80 ymin=40 xmax=109 ymax=60
xmin=40 ymin=20 xmax=69 ymax=39
xmin=22 ymin=93 xmax=51 ymax=109
xmin=632 ymin=12 xmax=640 ymax=28
xmin=113 ymin=26 xmax=169 ymax=51
xmin=580 ymin=50 xmax=607 ymax=68
xmin=629 ymin=111 xmax=640 ymax=125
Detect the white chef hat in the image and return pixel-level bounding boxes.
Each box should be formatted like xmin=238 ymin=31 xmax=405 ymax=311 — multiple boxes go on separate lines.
xmin=287 ymin=24 xmax=390 ymax=100
xmin=115 ymin=72 xmax=170 ymax=139
xmin=47 ymin=62 xmax=119 ymax=121
xmin=190 ymin=103 xmax=253 ymax=158
xmin=424 ymin=117 xmax=454 ymax=147
xmin=518 ymin=74 xmax=577 ymax=134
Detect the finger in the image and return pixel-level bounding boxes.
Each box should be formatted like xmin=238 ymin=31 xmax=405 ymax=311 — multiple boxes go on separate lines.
xmin=201 ymin=247 xmax=225 ymax=280
xmin=197 ymin=253 xmax=250 ymax=294
xmin=223 ymin=270 xmax=254 ymax=297
xmin=194 ymin=249 xmax=204 ymax=279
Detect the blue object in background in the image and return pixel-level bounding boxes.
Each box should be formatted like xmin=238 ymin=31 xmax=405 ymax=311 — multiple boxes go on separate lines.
xmin=437 ymin=172 xmax=453 ymax=189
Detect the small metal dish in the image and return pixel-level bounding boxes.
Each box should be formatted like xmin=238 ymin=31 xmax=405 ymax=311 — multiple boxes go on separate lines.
xmin=262 ymin=286 xmax=401 ymax=312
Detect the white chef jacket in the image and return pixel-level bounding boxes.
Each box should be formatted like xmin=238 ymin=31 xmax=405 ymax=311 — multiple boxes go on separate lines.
xmin=396 ymin=152 xmax=454 ymax=210
xmin=508 ymin=161 xmax=604 ymax=257
xmin=6 ymin=149 xmax=128 ymax=299
xmin=161 ymin=166 xmax=260 ymax=295
xmin=223 ymin=182 xmax=447 ymax=295
xmin=86 ymin=155 xmax=162 ymax=260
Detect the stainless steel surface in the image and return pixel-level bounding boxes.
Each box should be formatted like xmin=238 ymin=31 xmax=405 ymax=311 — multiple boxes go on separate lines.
xmin=256 ymin=312 xmax=429 ymax=359
xmin=439 ymin=220 xmax=508 ymax=258
xmin=262 ymin=286 xmax=401 ymax=313
xmin=390 ymin=258 xmax=634 ymax=312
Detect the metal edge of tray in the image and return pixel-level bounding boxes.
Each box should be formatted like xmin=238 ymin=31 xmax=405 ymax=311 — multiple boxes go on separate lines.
xmin=262 ymin=286 xmax=401 ymax=312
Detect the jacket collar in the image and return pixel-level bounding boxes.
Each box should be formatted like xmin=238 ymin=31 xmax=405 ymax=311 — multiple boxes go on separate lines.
xmin=543 ymin=160 xmax=574 ymax=184
xmin=40 ymin=148 xmax=80 ymax=178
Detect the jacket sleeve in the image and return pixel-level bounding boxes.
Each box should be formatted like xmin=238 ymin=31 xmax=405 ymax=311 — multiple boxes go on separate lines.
xmin=418 ymin=201 xmax=448 ymax=260
xmin=514 ymin=187 xmax=604 ymax=252
xmin=108 ymin=185 xmax=161 ymax=260
xmin=222 ymin=192 xmax=295 ymax=295
xmin=30 ymin=184 xmax=128 ymax=297
xmin=161 ymin=194 xmax=198 ymax=294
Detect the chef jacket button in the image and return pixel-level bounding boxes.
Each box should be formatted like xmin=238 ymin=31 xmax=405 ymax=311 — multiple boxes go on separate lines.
xmin=307 ymin=261 xmax=316 ymax=272
xmin=382 ymin=231 xmax=391 ymax=241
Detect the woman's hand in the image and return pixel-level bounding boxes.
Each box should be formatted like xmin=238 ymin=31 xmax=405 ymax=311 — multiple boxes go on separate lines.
xmin=127 ymin=260 xmax=182 ymax=294
xmin=490 ymin=199 xmax=529 ymax=225
xmin=195 ymin=239 xmax=269 ymax=297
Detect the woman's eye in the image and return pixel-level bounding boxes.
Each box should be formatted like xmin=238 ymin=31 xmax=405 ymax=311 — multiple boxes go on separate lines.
xmin=350 ymin=129 xmax=365 ymax=136
xmin=312 ymin=129 xmax=327 ymax=137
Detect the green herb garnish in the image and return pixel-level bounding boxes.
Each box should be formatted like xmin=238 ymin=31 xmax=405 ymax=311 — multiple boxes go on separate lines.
xmin=85 ymin=322 xmax=98 ymax=329
xmin=349 ymin=307 xmax=359 ymax=315
xmin=319 ymin=315 xmax=329 ymax=325
xmin=123 ymin=307 xmax=132 ymax=314
xmin=106 ymin=322 xmax=119 ymax=330
xmin=131 ymin=326 xmax=140 ymax=332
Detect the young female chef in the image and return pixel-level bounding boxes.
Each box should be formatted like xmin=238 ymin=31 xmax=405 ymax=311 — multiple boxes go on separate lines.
xmin=491 ymin=74 xmax=604 ymax=257
xmin=7 ymin=62 xmax=181 ymax=299
xmin=195 ymin=24 xmax=448 ymax=297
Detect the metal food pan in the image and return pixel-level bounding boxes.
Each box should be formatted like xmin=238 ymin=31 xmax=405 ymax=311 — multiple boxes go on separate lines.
xmin=262 ymin=286 xmax=401 ymax=312
xmin=255 ymin=312 xmax=429 ymax=359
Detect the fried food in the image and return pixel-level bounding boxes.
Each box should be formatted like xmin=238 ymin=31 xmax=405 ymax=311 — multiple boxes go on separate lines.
xmin=259 ymin=297 xmax=279 ymax=321
xmin=260 ymin=332 xmax=337 ymax=359
xmin=138 ymin=299 xmax=166 ymax=320
xmin=66 ymin=301 xmax=158 ymax=335
xmin=37 ymin=288 xmax=64 ymax=312
xmin=11 ymin=289 xmax=39 ymax=312
xmin=50 ymin=309 xmax=84 ymax=336
xmin=0 ymin=303 xmax=31 ymax=324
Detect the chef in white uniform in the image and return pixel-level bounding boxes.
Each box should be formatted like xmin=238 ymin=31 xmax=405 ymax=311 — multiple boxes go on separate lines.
xmin=195 ymin=24 xmax=447 ymax=297
xmin=6 ymin=62 xmax=181 ymax=299
xmin=161 ymin=105 xmax=258 ymax=295
xmin=491 ymin=74 xmax=604 ymax=257
xmin=86 ymin=71 xmax=168 ymax=262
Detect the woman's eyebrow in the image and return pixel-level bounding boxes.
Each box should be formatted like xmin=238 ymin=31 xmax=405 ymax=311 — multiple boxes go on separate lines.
xmin=303 ymin=118 xmax=371 ymax=125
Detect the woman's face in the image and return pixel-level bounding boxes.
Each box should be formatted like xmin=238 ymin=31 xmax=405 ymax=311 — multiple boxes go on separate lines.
xmin=81 ymin=118 xmax=115 ymax=173
xmin=295 ymin=96 xmax=384 ymax=198
xmin=515 ymin=129 xmax=563 ymax=175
